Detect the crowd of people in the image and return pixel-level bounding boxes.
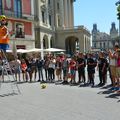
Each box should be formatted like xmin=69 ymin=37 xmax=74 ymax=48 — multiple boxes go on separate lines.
xmin=0 ymin=45 xmax=120 ymax=93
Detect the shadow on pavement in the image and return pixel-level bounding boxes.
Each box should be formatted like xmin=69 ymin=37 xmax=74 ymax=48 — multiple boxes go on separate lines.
xmin=117 ymin=100 xmax=120 ymax=102
xmin=100 ymin=84 xmax=112 ymax=89
xmin=97 ymin=90 xmax=114 ymax=95
xmin=0 ymin=92 xmax=18 ymax=97
xmin=105 ymin=93 xmax=120 ymax=99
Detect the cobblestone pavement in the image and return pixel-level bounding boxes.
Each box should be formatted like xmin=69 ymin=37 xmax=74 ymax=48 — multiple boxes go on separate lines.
xmin=0 ymin=72 xmax=120 ymax=120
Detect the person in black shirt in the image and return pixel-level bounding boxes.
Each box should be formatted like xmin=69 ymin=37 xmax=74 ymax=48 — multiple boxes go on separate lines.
xmin=87 ymin=53 xmax=97 ymax=87
xmin=36 ymin=56 xmax=44 ymax=82
xmin=98 ymin=52 xmax=108 ymax=86
xmin=77 ymin=53 xmax=86 ymax=85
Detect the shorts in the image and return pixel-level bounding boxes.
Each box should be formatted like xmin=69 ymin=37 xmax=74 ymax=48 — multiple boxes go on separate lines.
xmin=56 ymin=69 xmax=61 ymax=76
xmin=0 ymin=44 xmax=9 ymax=51
xmin=14 ymin=68 xmax=21 ymax=74
xmin=70 ymin=69 xmax=76 ymax=76
xmin=110 ymin=66 xmax=117 ymax=77
xmin=116 ymin=67 xmax=120 ymax=78
xmin=63 ymin=68 xmax=68 ymax=77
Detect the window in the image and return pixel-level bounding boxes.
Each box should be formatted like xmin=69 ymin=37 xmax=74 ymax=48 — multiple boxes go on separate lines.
xmin=100 ymin=42 xmax=102 ymax=48
xmin=103 ymin=42 xmax=105 ymax=48
xmin=58 ymin=15 xmax=61 ymax=26
xmin=43 ymin=39 xmax=46 ymax=49
xmin=14 ymin=0 xmax=22 ymax=18
xmin=49 ymin=14 xmax=51 ymax=26
xmin=15 ymin=23 xmax=25 ymax=38
xmin=50 ymin=40 xmax=53 ymax=48
xmin=57 ymin=2 xmax=60 ymax=10
xmin=16 ymin=45 xmax=26 ymax=49
xmin=0 ymin=0 xmax=2 ymax=14
xmin=94 ymin=43 xmax=96 ymax=48
xmin=48 ymin=0 xmax=50 ymax=5
xmin=42 ymin=11 xmax=45 ymax=23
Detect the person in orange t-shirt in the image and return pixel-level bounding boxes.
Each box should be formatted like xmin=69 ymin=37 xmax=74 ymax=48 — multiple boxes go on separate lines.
xmin=0 ymin=15 xmax=9 ymax=51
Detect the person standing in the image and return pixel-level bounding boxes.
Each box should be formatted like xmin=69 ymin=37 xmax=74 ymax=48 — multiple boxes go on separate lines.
xmin=87 ymin=53 xmax=97 ymax=87
xmin=62 ymin=55 xmax=69 ymax=84
xmin=69 ymin=57 xmax=76 ymax=84
xmin=21 ymin=59 xmax=28 ymax=82
xmin=48 ymin=57 xmax=56 ymax=82
xmin=13 ymin=57 xmax=21 ymax=82
xmin=55 ymin=56 xmax=62 ymax=81
xmin=115 ymin=49 xmax=120 ymax=92
xmin=98 ymin=52 xmax=108 ymax=86
xmin=77 ymin=53 xmax=86 ymax=85
xmin=36 ymin=56 xmax=44 ymax=82
xmin=43 ymin=56 xmax=49 ymax=81
xmin=108 ymin=45 xmax=119 ymax=90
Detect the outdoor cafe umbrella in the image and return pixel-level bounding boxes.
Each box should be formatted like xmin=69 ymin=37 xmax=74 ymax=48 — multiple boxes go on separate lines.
xmin=27 ymin=48 xmax=43 ymax=52
xmin=44 ymin=48 xmax=65 ymax=52
xmin=16 ymin=49 xmax=29 ymax=53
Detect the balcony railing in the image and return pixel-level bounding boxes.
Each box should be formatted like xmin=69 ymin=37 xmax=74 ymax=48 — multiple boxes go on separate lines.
xmin=3 ymin=10 xmax=38 ymax=21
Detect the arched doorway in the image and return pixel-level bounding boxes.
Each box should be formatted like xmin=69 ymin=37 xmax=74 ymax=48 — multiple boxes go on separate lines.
xmin=65 ymin=36 xmax=79 ymax=55
xmin=43 ymin=35 xmax=48 ymax=49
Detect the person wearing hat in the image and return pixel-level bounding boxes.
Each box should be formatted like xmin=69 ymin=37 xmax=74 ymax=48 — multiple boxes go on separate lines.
xmin=0 ymin=15 xmax=9 ymax=51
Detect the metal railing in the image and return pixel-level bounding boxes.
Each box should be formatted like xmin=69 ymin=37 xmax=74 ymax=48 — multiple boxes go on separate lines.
xmin=3 ymin=10 xmax=38 ymax=21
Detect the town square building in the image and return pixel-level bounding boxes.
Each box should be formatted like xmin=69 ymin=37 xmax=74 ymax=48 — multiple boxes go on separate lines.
xmin=0 ymin=0 xmax=91 ymax=55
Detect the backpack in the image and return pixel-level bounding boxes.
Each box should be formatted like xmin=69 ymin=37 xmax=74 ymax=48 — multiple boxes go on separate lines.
xmin=117 ymin=58 xmax=120 ymax=67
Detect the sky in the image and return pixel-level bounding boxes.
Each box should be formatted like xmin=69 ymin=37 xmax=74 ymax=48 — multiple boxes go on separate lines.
xmin=74 ymin=0 xmax=119 ymax=34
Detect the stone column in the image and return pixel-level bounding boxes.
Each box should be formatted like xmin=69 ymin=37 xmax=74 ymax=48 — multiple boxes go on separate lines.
xmin=79 ymin=35 xmax=85 ymax=53
xmin=41 ymin=39 xmax=44 ymax=59
xmin=48 ymin=36 xmax=51 ymax=48
xmin=71 ymin=0 xmax=74 ymax=27
xmin=61 ymin=0 xmax=64 ymax=28
xmin=64 ymin=0 xmax=68 ymax=28
xmin=68 ymin=0 xmax=72 ymax=27
xmin=46 ymin=0 xmax=49 ymax=25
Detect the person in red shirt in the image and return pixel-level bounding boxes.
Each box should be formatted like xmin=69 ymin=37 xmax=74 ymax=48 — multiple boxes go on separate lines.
xmin=69 ymin=57 xmax=76 ymax=84
xmin=21 ymin=59 xmax=28 ymax=82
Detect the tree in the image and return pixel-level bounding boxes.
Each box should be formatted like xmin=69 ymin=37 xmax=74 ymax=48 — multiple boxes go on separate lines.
xmin=117 ymin=5 xmax=120 ymax=19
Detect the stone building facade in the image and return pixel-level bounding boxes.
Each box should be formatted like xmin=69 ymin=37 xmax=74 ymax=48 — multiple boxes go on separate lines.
xmin=0 ymin=0 xmax=35 ymax=50
xmin=0 ymin=0 xmax=91 ymax=56
xmin=34 ymin=0 xmax=91 ymax=56
xmin=92 ymin=22 xmax=118 ymax=51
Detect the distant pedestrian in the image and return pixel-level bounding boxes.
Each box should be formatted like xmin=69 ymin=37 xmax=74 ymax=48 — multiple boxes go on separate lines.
xmin=36 ymin=56 xmax=44 ymax=82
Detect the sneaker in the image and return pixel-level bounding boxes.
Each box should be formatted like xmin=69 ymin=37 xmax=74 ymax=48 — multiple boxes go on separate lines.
xmin=37 ymin=80 xmax=41 ymax=82
xmin=115 ymin=87 xmax=119 ymax=91
xmin=109 ymin=87 xmax=116 ymax=91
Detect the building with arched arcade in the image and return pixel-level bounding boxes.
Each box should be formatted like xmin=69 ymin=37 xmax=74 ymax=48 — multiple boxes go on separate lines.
xmin=0 ymin=0 xmax=91 ymax=56
xmin=34 ymin=0 xmax=91 ymax=56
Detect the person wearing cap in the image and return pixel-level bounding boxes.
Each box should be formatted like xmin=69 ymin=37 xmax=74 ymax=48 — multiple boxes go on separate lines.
xmin=0 ymin=15 xmax=9 ymax=51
